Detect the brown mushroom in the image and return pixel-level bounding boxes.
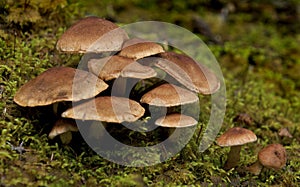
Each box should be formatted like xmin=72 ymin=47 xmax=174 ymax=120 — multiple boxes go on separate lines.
xmin=61 ymin=96 xmax=145 ymax=123
xmin=233 ymin=113 xmax=254 ymax=126
xmin=119 ymin=38 xmax=165 ymax=60
xmin=278 ymin=128 xmax=293 ymax=138
xmin=48 ymin=119 xmax=78 ymax=144
xmin=247 ymin=143 xmax=287 ymax=175
xmin=140 ymin=83 xmax=199 ymax=107
xmin=216 ymin=127 xmax=257 ymax=170
xmin=88 ymin=55 xmax=157 ymax=81
xmin=56 ymin=16 xmax=129 ymax=53
xmin=154 ymin=52 xmax=220 ymax=94
xmin=259 ymin=143 xmax=287 ymax=170
xmin=48 ymin=119 xmax=78 ymax=139
xmin=13 ymin=67 xmax=108 ymax=107
xmin=155 ymin=113 xmax=197 ymax=128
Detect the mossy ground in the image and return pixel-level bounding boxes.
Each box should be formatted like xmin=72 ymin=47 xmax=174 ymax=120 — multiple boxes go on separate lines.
xmin=1 ymin=1 xmax=300 ymax=186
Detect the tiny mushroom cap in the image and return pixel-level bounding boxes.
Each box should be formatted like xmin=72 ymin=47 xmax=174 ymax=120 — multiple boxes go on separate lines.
xmin=48 ymin=119 xmax=78 ymax=139
xmin=88 ymin=55 xmax=157 ymax=81
xmin=155 ymin=113 xmax=197 ymax=128
xmin=216 ymin=127 xmax=257 ymax=147
xmin=61 ymin=96 xmax=145 ymax=123
xmin=56 ymin=16 xmax=129 ymax=53
xmin=278 ymin=127 xmax=293 ymax=138
xmin=140 ymin=83 xmax=199 ymax=107
xmin=13 ymin=67 xmax=108 ymax=107
xmin=119 ymin=38 xmax=165 ymax=60
xmin=258 ymin=144 xmax=287 ymax=170
xmin=155 ymin=52 xmax=220 ymax=94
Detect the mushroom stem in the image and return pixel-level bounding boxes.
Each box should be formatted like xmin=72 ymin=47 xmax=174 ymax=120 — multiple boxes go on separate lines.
xmin=52 ymin=102 xmax=59 ymax=115
xmin=224 ymin=145 xmax=242 ymax=170
xmin=112 ymin=77 xmax=127 ymax=97
xmin=59 ymin=131 xmax=73 ymax=144
xmin=246 ymin=160 xmax=263 ymax=175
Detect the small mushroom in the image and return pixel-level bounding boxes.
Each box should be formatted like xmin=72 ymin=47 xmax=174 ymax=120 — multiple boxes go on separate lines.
xmin=56 ymin=16 xmax=129 ymax=53
xmin=155 ymin=113 xmax=197 ymax=128
xmin=233 ymin=113 xmax=254 ymax=126
xmin=140 ymin=83 xmax=199 ymax=107
xmin=48 ymin=119 xmax=78 ymax=144
xmin=48 ymin=119 xmax=78 ymax=139
xmin=119 ymin=38 xmax=165 ymax=60
xmin=13 ymin=67 xmax=108 ymax=107
xmin=88 ymin=55 xmax=157 ymax=81
xmin=155 ymin=52 xmax=220 ymax=94
xmin=247 ymin=143 xmax=287 ymax=175
xmin=61 ymin=96 xmax=145 ymax=123
xmin=259 ymin=143 xmax=287 ymax=170
xmin=216 ymin=127 xmax=257 ymax=170
xmin=278 ymin=128 xmax=293 ymax=138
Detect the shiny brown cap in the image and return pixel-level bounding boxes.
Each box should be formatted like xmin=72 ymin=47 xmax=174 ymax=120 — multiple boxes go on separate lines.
xmin=56 ymin=16 xmax=128 ymax=53
xmin=88 ymin=55 xmax=157 ymax=81
xmin=119 ymin=38 xmax=164 ymax=60
xmin=155 ymin=113 xmax=197 ymax=128
xmin=258 ymin=144 xmax=287 ymax=170
xmin=155 ymin=52 xmax=220 ymax=94
xmin=13 ymin=67 xmax=108 ymax=107
xmin=140 ymin=83 xmax=199 ymax=107
xmin=216 ymin=127 xmax=257 ymax=147
xmin=61 ymin=96 xmax=145 ymax=123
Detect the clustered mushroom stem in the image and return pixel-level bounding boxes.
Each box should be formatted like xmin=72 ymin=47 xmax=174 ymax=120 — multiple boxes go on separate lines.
xmin=224 ymin=145 xmax=242 ymax=170
xmin=246 ymin=160 xmax=263 ymax=175
xmin=112 ymin=77 xmax=127 ymax=97
xmin=52 ymin=102 xmax=59 ymax=115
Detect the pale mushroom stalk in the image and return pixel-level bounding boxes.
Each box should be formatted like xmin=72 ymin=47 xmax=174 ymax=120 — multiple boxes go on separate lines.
xmin=52 ymin=102 xmax=59 ymax=115
xmin=112 ymin=77 xmax=128 ymax=97
xmin=59 ymin=131 xmax=73 ymax=144
xmin=246 ymin=160 xmax=263 ymax=175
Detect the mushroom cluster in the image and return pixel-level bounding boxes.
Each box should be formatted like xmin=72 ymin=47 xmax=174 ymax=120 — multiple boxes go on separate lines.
xmin=13 ymin=16 xmax=220 ymax=143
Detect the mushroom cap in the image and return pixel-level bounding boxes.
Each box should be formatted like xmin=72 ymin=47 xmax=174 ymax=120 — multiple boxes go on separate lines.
xmin=119 ymin=38 xmax=165 ymax=60
xmin=140 ymin=83 xmax=199 ymax=107
xmin=88 ymin=55 xmax=157 ymax=81
xmin=155 ymin=52 xmax=220 ymax=94
xmin=48 ymin=119 xmax=78 ymax=139
xmin=216 ymin=127 xmax=257 ymax=147
xmin=278 ymin=128 xmax=293 ymax=138
xmin=13 ymin=67 xmax=108 ymax=107
xmin=155 ymin=113 xmax=197 ymax=128
xmin=258 ymin=144 xmax=287 ymax=170
xmin=61 ymin=96 xmax=145 ymax=123
xmin=56 ymin=16 xmax=129 ymax=53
